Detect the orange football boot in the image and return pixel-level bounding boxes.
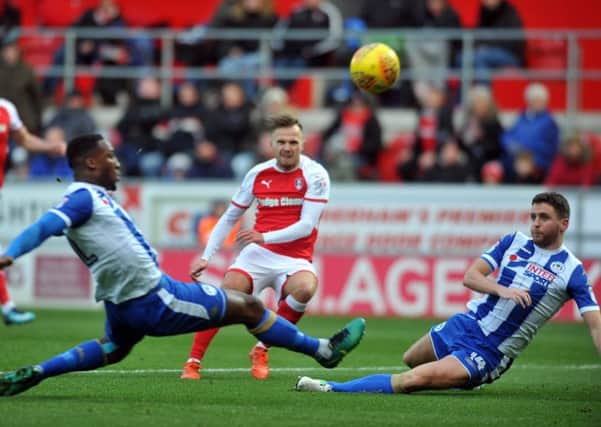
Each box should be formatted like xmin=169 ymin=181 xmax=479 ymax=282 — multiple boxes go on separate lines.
xmin=180 ymin=359 xmax=201 ymax=380
xmin=249 ymin=346 xmax=269 ymax=380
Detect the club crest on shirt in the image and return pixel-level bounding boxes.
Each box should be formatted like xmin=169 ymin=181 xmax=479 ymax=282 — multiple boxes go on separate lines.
xmin=524 ymin=263 xmax=556 ymax=287
xmin=550 ymin=261 xmax=565 ymax=274
xmin=294 ymin=177 xmax=304 ymax=191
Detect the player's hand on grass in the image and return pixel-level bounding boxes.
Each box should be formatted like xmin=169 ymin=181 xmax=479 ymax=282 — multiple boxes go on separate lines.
xmin=236 ymin=230 xmax=264 ymax=247
xmin=0 ymin=256 xmax=14 ymax=269
xmin=498 ymin=286 xmax=532 ymax=308
xmin=190 ymin=258 xmax=209 ymax=282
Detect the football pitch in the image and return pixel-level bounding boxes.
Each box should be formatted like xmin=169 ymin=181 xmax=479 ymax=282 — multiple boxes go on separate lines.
xmin=1 ymin=310 xmax=599 ymax=427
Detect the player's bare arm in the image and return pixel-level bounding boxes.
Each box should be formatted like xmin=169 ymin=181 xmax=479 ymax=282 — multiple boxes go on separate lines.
xmin=582 ymin=310 xmax=601 ymax=356
xmin=464 ymin=258 xmax=532 ymax=308
xmin=14 ymin=127 xmax=66 ymax=157
xmin=189 ymin=258 xmax=209 ymax=282
xmin=0 ymin=256 xmax=14 ymax=269
xmin=193 ymin=203 xmax=246 ymax=279
xmin=236 ymin=229 xmax=265 ymax=246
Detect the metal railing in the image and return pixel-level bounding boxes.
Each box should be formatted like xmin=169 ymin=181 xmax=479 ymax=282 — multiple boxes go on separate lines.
xmin=17 ymin=27 xmax=601 ymax=123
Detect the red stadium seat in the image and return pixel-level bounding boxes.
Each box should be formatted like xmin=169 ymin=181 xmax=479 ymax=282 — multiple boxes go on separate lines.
xmin=527 ymin=39 xmax=567 ymax=70
xmin=287 ymin=75 xmax=314 ymax=109
xmin=377 ymin=133 xmax=415 ymax=182
xmin=583 ymin=132 xmax=601 ymax=183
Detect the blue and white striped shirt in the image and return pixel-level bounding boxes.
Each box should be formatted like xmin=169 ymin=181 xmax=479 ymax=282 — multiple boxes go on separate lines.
xmin=469 ymin=231 xmax=599 ymax=358
xmin=50 ymin=182 xmax=161 ymax=304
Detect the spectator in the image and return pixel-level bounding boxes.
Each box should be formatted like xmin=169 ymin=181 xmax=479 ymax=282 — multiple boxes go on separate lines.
xmin=501 ymin=82 xmax=560 ymax=180
xmin=115 ymin=76 xmax=167 ymax=177
xmin=422 ymin=139 xmax=473 ymax=183
xmin=462 ymin=0 xmax=525 ymax=82
xmin=231 ymin=128 xmax=275 ymax=180
xmin=545 ymin=135 xmax=595 ymax=187
xmin=213 ymin=0 xmax=278 ymax=98
xmin=46 ymin=90 xmax=97 ymax=140
xmin=0 ymin=1 xmax=20 ymax=44
xmin=164 ymin=152 xmax=193 ymax=180
xmin=320 ymin=90 xmax=383 ymax=181
xmin=510 ymin=150 xmax=543 ymax=184
xmin=196 ymin=199 xmax=241 ymax=251
xmin=44 ymin=0 xmax=153 ymax=104
xmin=187 ymin=137 xmax=234 ymax=179
xmin=272 ymin=0 xmax=343 ymax=87
xmin=359 ymin=0 xmax=413 ymax=29
xmin=0 ymin=35 xmax=43 ymax=133
xmin=481 ymin=159 xmax=504 ymax=184
xmin=251 ymin=85 xmax=295 ymax=133
xmin=28 ymin=127 xmax=72 ymax=180
xmin=398 ymin=82 xmax=453 ymax=181
xmin=160 ymin=82 xmax=208 ymax=159
xmin=206 ymin=81 xmax=254 ymax=160
xmin=406 ymin=0 xmax=462 ymax=96
xmin=353 ymin=0 xmax=416 ymax=106
xmin=457 ymin=85 xmax=503 ymax=180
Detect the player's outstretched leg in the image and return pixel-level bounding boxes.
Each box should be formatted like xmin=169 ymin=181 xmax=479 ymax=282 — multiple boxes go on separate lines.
xmin=247 ymin=310 xmax=366 ymax=369
xmin=0 ymin=366 xmax=44 ymax=397
xmin=0 ymin=338 xmax=130 ymax=397
xmin=296 ymin=374 xmax=395 ymax=393
xmin=222 ymin=290 xmax=365 ymax=369
xmin=181 ymin=328 xmax=220 ymax=380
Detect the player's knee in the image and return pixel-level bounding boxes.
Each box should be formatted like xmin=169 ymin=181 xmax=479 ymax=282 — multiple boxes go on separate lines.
xmin=99 ymin=337 xmax=132 ymax=365
xmin=242 ymin=294 xmax=266 ymax=322
xmin=288 ymin=283 xmax=317 ymax=303
xmin=402 ymin=350 xmax=419 ymax=368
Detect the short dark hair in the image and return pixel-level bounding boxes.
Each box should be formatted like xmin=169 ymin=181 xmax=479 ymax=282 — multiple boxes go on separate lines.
xmin=532 ymin=192 xmax=570 ymax=219
xmin=66 ymin=134 xmax=104 ymax=169
xmin=265 ymin=114 xmax=302 ymax=131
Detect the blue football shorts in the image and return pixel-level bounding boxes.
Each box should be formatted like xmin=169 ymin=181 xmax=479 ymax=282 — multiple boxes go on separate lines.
xmin=429 ymin=313 xmax=514 ymax=388
xmin=104 ymin=274 xmax=227 ymax=347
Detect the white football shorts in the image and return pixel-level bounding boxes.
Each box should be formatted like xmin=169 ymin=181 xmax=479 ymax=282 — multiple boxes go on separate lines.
xmin=228 ymin=243 xmax=317 ymax=299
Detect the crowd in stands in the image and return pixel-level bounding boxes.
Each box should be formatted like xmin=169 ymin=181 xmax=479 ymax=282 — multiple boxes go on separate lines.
xmin=0 ymin=0 xmax=599 ymax=186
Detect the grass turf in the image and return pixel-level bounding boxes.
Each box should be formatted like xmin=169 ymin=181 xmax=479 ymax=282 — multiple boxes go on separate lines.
xmin=1 ymin=310 xmax=599 ymax=427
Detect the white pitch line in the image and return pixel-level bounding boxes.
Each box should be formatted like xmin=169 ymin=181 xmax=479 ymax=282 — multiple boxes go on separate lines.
xmin=74 ymin=364 xmax=601 ymax=375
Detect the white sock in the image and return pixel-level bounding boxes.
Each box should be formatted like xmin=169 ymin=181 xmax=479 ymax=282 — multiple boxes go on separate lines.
xmin=186 ymin=357 xmax=200 ymax=364
xmin=2 ymin=301 xmax=15 ymax=315
xmin=255 ymin=342 xmax=268 ymax=350
xmin=316 ymin=339 xmax=332 ymax=359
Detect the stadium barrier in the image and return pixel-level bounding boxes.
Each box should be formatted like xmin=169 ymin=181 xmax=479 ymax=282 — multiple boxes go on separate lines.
xmin=1 ymin=182 xmax=599 ymax=321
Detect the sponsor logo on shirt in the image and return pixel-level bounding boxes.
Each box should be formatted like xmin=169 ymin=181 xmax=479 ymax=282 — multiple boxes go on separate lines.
xmin=260 ymin=179 xmax=272 ymax=188
xmin=257 ymin=197 xmax=304 ymax=208
xmin=523 ymin=263 xmax=556 ymax=287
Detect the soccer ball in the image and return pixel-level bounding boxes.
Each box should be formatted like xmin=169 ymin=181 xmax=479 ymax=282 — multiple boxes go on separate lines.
xmin=349 ymin=43 xmax=400 ymax=94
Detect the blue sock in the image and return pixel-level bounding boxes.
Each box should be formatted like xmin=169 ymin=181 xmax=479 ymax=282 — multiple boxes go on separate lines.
xmin=330 ymin=374 xmax=394 ymax=393
xmin=249 ymin=310 xmax=319 ymax=356
xmin=38 ymin=340 xmax=106 ymax=379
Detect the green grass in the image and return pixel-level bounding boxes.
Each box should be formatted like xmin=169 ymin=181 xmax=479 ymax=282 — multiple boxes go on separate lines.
xmin=1 ymin=310 xmax=600 ymax=427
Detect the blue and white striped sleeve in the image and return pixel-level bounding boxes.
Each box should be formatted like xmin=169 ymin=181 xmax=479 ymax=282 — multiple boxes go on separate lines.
xmin=480 ymin=232 xmax=516 ymax=271
xmin=3 ymin=189 xmax=93 ymax=259
xmin=567 ymin=265 xmax=600 ymax=314
xmin=50 ymin=188 xmax=94 ymax=228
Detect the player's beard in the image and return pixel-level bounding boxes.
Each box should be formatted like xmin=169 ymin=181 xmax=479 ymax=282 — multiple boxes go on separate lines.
xmin=532 ymin=227 xmax=560 ymax=249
